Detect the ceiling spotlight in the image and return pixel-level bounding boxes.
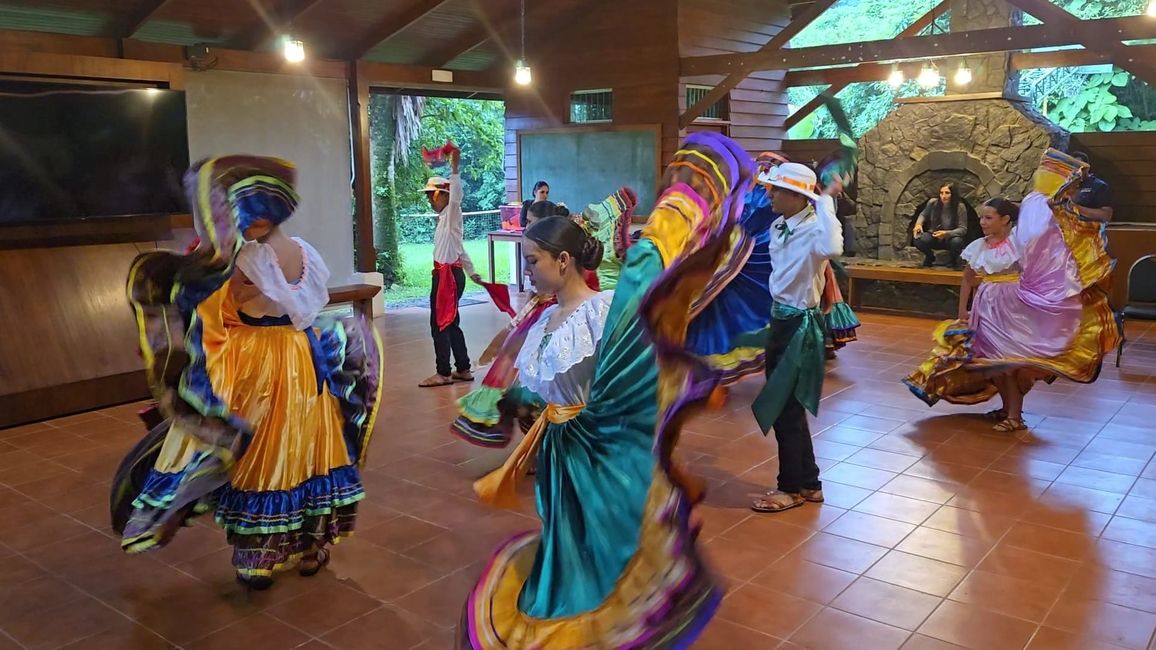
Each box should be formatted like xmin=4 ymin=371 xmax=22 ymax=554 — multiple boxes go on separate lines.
xmin=1147 ymin=0 xmax=1156 ymax=17
xmin=514 ymin=60 xmax=532 ymax=86
xmin=918 ymin=62 xmax=941 ymax=89
xmin=954 ymin=63 xmax=973 ymax=86
xmin=888 ymin=65 xmax=905 ymax=88
xmin=283 ymin=37 xmax=305 ymax=63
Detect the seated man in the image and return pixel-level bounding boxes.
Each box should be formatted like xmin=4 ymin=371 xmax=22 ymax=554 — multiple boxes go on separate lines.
xmin=913 ymin=182 xmax=967 ymax=269
xmin=1071 ymin=151 xmax=1114 ymax=222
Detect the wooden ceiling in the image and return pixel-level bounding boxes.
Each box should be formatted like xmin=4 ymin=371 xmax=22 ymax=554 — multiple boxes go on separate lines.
xmin=0 ymin=0 xmax=573 ymax=71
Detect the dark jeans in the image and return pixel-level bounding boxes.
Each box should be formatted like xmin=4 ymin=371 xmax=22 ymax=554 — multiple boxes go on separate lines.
xmin=765 ymin=315 xmax=822 ymax=493
xmin=430 ymin=265 xmax=471 ymax=377
xmin=914 ymin=232 xmax=964 ymax=264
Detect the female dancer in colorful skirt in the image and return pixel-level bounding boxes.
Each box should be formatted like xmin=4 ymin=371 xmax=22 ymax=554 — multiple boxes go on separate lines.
xmin=904 ymin=148 xmax=1121 ymax=433
xmin=459 ymin=133 xmax=755 ymax=648
xmin=451 ymin=187 xmax=637 ymax=448
xmin=111 ymin=156 xmax=382 ymax=590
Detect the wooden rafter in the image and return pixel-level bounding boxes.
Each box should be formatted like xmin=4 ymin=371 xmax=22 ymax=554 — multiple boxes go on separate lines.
xmin=678 ymin=0 xmax=838 ymax=129
xmin=115 ymin=0 xmax=170 ymax=39
xmin=682 ymin=16 xmax=1156 ymax=76
xmin=1001 ymin=0 xmax=1156 ymax=87
xmin=346 ymin=0 xmax=452 ymax=61
xmin=227 ymin=0 xmax=327 ymax=51
xmin=783 ymin=0 xmax=948 ymax=131
xmin=780 ymin=46 xmax=1156 ymax=88
xmin=419 ymin=0 xmax=521 ymax=68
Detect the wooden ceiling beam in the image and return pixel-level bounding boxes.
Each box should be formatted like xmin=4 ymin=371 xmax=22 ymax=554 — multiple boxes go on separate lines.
xmin=346 ymin=0 xmax=452 ymax=60
xmin=419 ymin=0 xmax=521 ymax=68
xmin=682 ymin=16 xmax=1156 ymax=76
xmin=782 ymin=0 xmax=948 ymax=130
xmin=779 ymin=45 xmax=1156 ymax=87
xmin=679 ymin=0 xmax=838 ymax=129
xmin=1002 ymin=0 xmax=1156 ymax=87
xmin=114 ymin=0 xmax=170 ymax=39
xmin=226 ymin=0 xmax=328 ymax=51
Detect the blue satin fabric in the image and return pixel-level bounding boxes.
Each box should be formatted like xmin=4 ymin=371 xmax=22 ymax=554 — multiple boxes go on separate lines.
xmin=516 ymin=240 xmax=664 ymax=618
xmin=686 ymin=186 xmax=775 ymax=356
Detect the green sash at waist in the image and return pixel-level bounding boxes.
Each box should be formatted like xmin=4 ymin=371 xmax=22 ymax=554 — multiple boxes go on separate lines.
xmin=752 ymin=303 xmax=825 ymax=434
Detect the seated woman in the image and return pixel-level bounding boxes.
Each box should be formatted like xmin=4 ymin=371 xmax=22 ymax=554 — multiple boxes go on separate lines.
xmin=459 ymin=133 xmax=756 ymax=648
xmin=904 ymin=150 xmax=1122 ymax=434
xmin=519 ymin=180 xmax=570 ymax=227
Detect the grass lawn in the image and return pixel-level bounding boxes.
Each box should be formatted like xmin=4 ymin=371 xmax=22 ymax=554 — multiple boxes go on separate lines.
xmin=384 ymin=239 xmax=518 ymax=308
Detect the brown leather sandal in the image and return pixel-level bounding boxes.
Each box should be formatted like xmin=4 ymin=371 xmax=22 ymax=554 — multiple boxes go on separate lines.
xmin=419 ymin=374 xmax=454 ymax=387
xmin=751 ymin=491 xmax=805 ymax=513
xmin=993 ymin=417 xmax=1027 ymax=433
xmin=299 ymin=548 xmax=330 ymax=577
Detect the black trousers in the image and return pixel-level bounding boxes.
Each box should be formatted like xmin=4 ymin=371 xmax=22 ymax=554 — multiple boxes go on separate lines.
xmin=765 ymin=314 xmax=822 ymax=493
xmin=913 ymin=232 xmax=964 ymax=262
xmin=430 ymin=265 xmax=471 ymax=377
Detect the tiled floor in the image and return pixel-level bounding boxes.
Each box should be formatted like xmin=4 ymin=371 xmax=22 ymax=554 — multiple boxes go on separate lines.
xmin=2 ymin=305 xmax=1156 ymax=649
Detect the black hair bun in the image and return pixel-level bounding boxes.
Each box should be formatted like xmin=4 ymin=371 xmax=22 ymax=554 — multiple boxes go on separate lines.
xmin=579 ymin=236 xmax=604 ymax=271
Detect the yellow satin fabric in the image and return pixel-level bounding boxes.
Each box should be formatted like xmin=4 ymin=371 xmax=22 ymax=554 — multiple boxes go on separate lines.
xmin=154 ymin=282 xmax=353 ymax=492
xmin=471 ymin=470 xmax=704 ymax=649
xmin=474 ymin=404 xmax=584 ymax=509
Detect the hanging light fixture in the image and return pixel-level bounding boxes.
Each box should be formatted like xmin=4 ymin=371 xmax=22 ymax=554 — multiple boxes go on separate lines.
xmin=282 ymin=36 xmax=305 ymax=63
xmin=1147 ymin=0 xmax=1156 ymax=16
xmin=513 ymin=0 xmax=532 ymax=85
xmin=888 ymin=64 xmax=905 ymax=88
xmin=954 ymin=62 xmax=973 ymax=86
xmin=918 ymin=61 xmax=941 ymax=89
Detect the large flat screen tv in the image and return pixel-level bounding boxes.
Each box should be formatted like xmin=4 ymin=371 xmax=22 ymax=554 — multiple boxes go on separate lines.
xmin=0 ymin=81 xmax=190 ymax=225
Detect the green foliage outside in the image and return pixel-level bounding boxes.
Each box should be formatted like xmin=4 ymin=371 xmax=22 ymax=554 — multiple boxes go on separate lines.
xmin=786 ymin=0 xmax=1155 ymax=140
xmin=385 ymin=240 xmax=518 ymax=305
xmin=368 ymin=95 xmax=507 ymax=307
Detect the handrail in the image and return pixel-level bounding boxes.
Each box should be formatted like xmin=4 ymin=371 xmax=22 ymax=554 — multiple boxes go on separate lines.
xmin=403 ymin=209 xmax=503 ymax=219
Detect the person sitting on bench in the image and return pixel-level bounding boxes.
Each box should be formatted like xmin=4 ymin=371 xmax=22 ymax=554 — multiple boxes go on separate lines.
xmin=913 ymin=182 xmax=966 ymax=269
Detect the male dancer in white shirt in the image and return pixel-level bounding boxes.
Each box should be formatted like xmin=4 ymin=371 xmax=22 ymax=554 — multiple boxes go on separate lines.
xmin=420 ymin=147 xmax=483 ymax=388
xmin=750 ymin=162 xmax=844 ymax=513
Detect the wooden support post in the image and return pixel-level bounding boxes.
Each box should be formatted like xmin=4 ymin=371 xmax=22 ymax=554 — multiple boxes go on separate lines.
xmin=348 ymin=61 xmax=376 ymax=274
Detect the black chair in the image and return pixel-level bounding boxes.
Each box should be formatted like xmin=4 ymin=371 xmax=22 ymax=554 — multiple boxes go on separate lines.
xmin=1117 ymin=254 xmax=1156 ymax=367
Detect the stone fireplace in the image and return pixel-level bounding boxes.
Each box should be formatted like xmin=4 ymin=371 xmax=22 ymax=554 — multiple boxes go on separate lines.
xmin=853 ymin=0 xmax=1068 ymax=261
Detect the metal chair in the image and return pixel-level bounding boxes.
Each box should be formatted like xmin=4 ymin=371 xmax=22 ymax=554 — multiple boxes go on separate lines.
xmin=1117 ymin=254 xmax=1156 ymax=367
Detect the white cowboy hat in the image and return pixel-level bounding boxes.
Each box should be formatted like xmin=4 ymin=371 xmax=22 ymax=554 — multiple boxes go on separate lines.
xmin=765 ymin=162 xmax=820 ymax=202
xmin=421 ymin=176 xmax=450 ymax=193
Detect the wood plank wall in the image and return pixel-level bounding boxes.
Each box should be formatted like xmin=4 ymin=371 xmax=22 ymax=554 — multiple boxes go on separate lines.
xmin=1070 ymin=131 xmax=1156 ymax=225
xmin=503 ymin=0 xmax=680 ymax=203
xmin=677 ymin=0 xmax=791 ymax=156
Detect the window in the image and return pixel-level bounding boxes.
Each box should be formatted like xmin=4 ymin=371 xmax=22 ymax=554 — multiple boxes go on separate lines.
xmin=570 ymin=89 xmax=613 ymax=123
xmin=686 ymin=85 xmax=729 ymax=121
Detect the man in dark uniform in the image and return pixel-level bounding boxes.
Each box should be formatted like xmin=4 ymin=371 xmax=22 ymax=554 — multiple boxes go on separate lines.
xmin=1071 ymin=151 xmax=1114 ymax=222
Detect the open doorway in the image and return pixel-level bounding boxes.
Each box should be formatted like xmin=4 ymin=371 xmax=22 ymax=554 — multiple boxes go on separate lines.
xmin=367 ymin=91 xmax=507 ymax=309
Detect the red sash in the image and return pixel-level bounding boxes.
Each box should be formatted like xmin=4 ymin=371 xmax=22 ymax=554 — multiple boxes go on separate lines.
xmin=433 ymin=261 xmax=463 ymax=331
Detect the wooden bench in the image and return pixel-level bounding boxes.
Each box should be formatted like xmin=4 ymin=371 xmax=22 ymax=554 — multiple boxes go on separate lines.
xmin=845 ymin=264 xmax=963 ymax=311
xmin=327 ymin=284 xmax=381 ymax=320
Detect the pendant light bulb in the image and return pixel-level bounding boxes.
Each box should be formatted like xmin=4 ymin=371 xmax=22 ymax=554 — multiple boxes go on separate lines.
xmin=283 ymin=37 xmax=305 ymax=63
xmin=918 ymin=62 xmax=940 ymax=89
xmin=954 ymin=63 xmax=973 ymax=86
xmin=888 ymin=65 xmax=905 ymax=88
xmin=1147 ymin=0 xmax=1156 ymax=17
xmin=514 ymin=60 xmax=532 ymax=85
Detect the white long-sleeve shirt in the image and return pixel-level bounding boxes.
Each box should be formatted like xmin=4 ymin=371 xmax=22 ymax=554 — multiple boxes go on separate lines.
xmin=767 ymin=195 xmax=844 ymax=310
xmin=432 ymin=173 xmax=475 ymax=276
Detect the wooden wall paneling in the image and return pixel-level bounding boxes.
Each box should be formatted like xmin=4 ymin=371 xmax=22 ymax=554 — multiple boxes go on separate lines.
xmin=1106 ymin=226 xmax=1156 ymax=309
xmin=1071 ymin=132 xmax=1156 ymax=225
xmin=0 ymin=49 xmax=183 ymax=87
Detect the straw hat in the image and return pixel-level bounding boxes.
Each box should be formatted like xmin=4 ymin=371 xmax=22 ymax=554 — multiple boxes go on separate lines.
xmin=764 ymin=162 xmax=821 ymax=202
xmin=421 ymin=176 xmax=450 ymax=194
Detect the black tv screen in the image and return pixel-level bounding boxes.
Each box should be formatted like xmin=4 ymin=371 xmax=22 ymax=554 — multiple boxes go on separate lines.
xmin=0 ymin=81 xmax=190 ymax=224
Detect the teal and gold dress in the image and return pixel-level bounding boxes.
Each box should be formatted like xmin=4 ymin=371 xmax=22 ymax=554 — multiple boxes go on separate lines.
xmin=460 ymin=132 xmax=756 ymax=648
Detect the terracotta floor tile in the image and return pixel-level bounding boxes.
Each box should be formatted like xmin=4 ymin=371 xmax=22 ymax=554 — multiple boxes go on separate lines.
xmin=789 ymin=606 xmax=910 ymax=650
xmin=831 ymin=576 xmax=942 ymax=630
xmin=185 ymin=613 xmax=311 ymax=650
xmin=917 ymin=600 xmax=1038 ymax=649
xmin=56 ymin=624 xmax=175 ymax=650
xmin=720 ymin=516 xmax=815 ymax=551
xmin=896 ymin=527 xmax=992 ymax=568
xmin=825 ymin=510 xmax=917 ymax=548
xmin=1132 ymin=477 xmax=1156 ymax=500
xmin=866 ymin=550 xmax=968 ymax=597
xmin=1055 ymin=465 xmax=1139 ymax=495
xmin=394 ymin=567 xmax=480 ymax=628
xmin=815 ymin=481 xmax=874 ymax=509
xmin=816 ymin=426 xmax=885 ymax=447
xmin=2 ymin=596 xmax=124 ymax=650
xmin=821 ymin=463 xmax=898 ymax=491
xmin=1003 ymin=521 xmax=1095 ymax=561
xmin=1020 ymin=502 xmax=1112 ymax=536
xmin=1117 ymin=495 xmax=1156 ymax=524
xmin=751 ymin=556 xmax=857 ymax=605
xmin=947 ymin=569 xmax=1063 ymax=623
xmin=1072 ymin=450 xmax=1150 ymax=476
xmin=690 ymin=619 xmax=781 ymax=649
xmin=854 ymin=491 xmax=941 ymax=525
xmin=900 ymin=633 xmax=969 ymax=649
xmin=716 ymin=583 xmax=822 ymax=640
xmin=1066 ymin=565 xmax=1156 ymax=615
xmin=265 ymin=582 xmax=382 ymax=637
xmin=1102 ymin=516 xmax=1156 ymax=549
xmin=880 ymin=475 xmax=960 ymax=505
xmin=703 ymin=535 xmax=791 ymax=584
xmin=903 ymin=459 xmax=984 ymax=485
xmin=357 ymin=515 xmax=447 ymax=552
xmin=845 ymin=447 xmax=920 ymax=473
xmin=1045 ymin=594 xmax=1156 ymax=649
xmin=976 ymin=543 xmax=1082 ymax=591
xmin=320 ymin=605 xmax=434 ymax=650
xmin=1039 ymin=482 xmax=1127 ymax=514
xmin=797 ymin=531 xmax=890 ymax=574
xmin=840 ymin=414 xmax=907 ymax=434
xmin=987 ymin=454 xmax=1067 ymax=481
xmin=921 ymin=505 xmax=1016 ymax=541
xmin=1093 ymin=539 xmax=1156 ymax=580
xmin=1025 ymin=626 xmax=1132 ymax=650
xmin=813 ymin=439 xmax=865 ymax=462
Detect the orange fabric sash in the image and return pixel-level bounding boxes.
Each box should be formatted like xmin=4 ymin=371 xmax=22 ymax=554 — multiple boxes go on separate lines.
xmin=473 ymin=403 xmax=584 ymax=509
